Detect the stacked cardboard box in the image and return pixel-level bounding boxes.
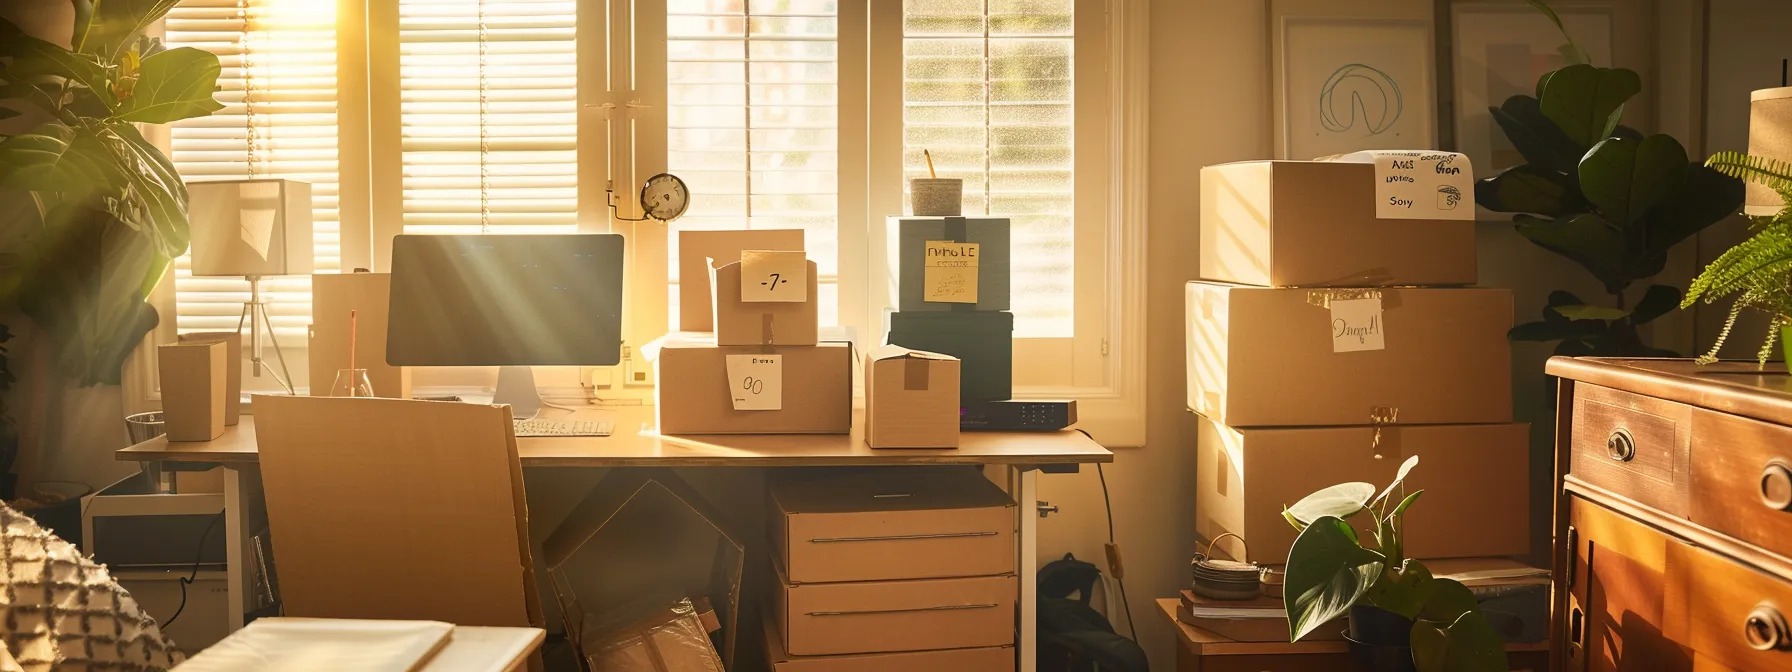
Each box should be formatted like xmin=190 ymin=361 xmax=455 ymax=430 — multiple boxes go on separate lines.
xmin=885 ymin=217 xmax=1014 ymax=403
xmin=766 ymin=469 xmax=1018 ymax=669
xmin=1187 ymin=157 xmax=1530 ymax=598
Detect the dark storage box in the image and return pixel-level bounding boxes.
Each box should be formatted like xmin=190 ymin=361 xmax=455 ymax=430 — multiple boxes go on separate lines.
xmin=895 ymin=217 xmax=1010 ymax=312
xmin=886 ymin=311 xmax=1012 ymax=403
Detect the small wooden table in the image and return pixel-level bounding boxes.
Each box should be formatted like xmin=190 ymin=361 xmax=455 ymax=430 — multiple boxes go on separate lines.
xmin=1157 ymin=599 xmax=1550 ymax=672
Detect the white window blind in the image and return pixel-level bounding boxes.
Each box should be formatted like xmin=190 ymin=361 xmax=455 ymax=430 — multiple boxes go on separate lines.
xmin=666 ymin=0 xmax=840 ymax=328
xmin=903 ymin=0 xmax=1074 ymax=337
xmin=397 ymin=0 xmax=578 ymax=235
xmin=166 ymin=0 xmax=341 ymax=339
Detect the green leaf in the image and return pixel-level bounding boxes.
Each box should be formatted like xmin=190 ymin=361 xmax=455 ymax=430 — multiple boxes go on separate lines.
xmin=1539 ymin=64 xmax=1642 ymax=148
xmin=1371 ymin=455 xmax=1420 ymax=512
xmin=1644 ymin=164 xmax=1745 ymax=254
xmin=1488 ymin=95 xmax=1583 ymax=173
xmin=1515 ymin=213 xmax=1626 ymax=291
xmin=1286 ymin=482 xmax=1376 ymax=526
xmin=1367 ymin=559 xmax=1434 ymax=619
xmin=1284 ymin=516 xmax=1385 ymax=642
xmin=0 ymin=108 xmax=18 ymax=122
xmin=1392 ymin=489 xmax=1424 ymax=518
xmin=1550 ymin=304 xmax=1631 ymax=321
xmin=1282 ymin=506 xmax=1309 ymax=534
xmin=0 ymin=124 xmax=120 ymax=200
xmin=1418 ymin=578 xmax=1482 ymax=623
xmin=0 ymin=19 xmax=117 ymax=110
xmin=1526 ymin=0 xmax=1591 ymax=65
xmin=1509 ymin=319 xmax=1573 ymax=342
xmin=75 ymin=0 xmax=184 ymax=62
xmin=112 ymin=47 xmax=225 ymax=123
xmin=1579 ymin=135 xmax=1689 ymax=226
xmin=1412 ymin=611 xmax=1510 ymax=672
xmin=1475 ymin=164 xmax=1579 ymax=216
xmin=102 ymin=124 xmax=191 ymax=257
xmin=1631 ymin=284 xmax=1681 ymax=325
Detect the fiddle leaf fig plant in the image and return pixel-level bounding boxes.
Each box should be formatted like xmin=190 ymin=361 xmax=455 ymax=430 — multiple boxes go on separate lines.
xmin=1282 ymin=456 xmax=1509 ymax=672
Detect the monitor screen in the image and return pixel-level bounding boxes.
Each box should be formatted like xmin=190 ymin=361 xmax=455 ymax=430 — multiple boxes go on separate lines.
xmin=386 ymin=234 xmax=625 ymax=367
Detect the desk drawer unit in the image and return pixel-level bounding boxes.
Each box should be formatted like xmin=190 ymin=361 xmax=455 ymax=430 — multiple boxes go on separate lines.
xmin=1569 ymin=384 xmax=1692 ymax=516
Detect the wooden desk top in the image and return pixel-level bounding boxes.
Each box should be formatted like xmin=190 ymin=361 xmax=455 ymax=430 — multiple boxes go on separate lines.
xmin=118 ymin=405 xmax=1112 ymax=468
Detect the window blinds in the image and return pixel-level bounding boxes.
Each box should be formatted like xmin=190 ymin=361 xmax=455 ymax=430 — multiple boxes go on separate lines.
xmin=665 ymin=0 xmax=840 ymax=328
xmin=903 ymin=0 xmax=1074 ymax=337
xmin=397 ymin=0 xmax=578 ymax=235
xmin=165 ymin=0 xmax=341 ymax=339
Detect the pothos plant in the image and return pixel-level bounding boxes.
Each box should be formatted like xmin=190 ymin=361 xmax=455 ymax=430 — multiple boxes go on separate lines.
xmin=1682 ymin=152 xmax=1792 ymax=365
xmin=1282 ymin=456 xmax=1508 ymax=672
xmin=0 ymin=0 xmax=224 ymax=385
xmin=1475 ymin=0 xmax=1743 ymax=356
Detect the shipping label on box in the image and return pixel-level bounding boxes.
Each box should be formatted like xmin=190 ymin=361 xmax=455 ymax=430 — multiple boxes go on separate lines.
xmin=741 ymin=250 xmax=808 ymax=302
xmin=922 ymin=241 xmax=979 ymax=303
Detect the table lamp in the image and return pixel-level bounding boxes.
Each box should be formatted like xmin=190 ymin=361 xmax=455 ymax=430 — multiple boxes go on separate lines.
xmin=1747 ymin=81 xmax=1792 ymax=216
xmin=186 ymin=178 xmax=313 ymax=393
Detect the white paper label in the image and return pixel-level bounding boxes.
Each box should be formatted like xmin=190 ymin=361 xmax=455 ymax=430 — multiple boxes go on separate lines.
xmin=1330 ymin=298 xmax=1385 ymax=353
xmin=725 ymin=354 xmax=783 ymax=410
xmin=740 ymin=250 xmax=808 ymax=302
xmin=1336 ymin=150 xmax=1474 ymax=221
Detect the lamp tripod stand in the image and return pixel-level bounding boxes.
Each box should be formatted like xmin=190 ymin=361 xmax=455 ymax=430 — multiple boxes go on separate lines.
xmin=237 ymin=275 xmax=295 ymax=394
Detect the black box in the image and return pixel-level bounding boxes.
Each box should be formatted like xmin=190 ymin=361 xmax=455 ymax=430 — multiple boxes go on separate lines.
xmin=886 ymin=311 xmax=1013 ymax=402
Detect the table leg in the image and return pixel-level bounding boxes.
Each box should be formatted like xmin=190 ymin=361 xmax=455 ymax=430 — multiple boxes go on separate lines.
xmin=1018 ymin=467 xmax=1038 ymax=672
xmin=224 ymin=466 xmax=250 ymax=631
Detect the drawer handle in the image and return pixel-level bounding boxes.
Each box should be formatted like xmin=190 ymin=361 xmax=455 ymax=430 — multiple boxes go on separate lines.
xmin=1763 ymin=461 xmax=1792 ymax=511
xmin=1746 ymin=603 xmax=1789 ymax=651
xmin=1606 ymin=428 xmax=1637 ymax=462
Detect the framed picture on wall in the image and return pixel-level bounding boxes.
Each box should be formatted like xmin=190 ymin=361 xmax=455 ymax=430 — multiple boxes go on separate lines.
xmin=1451 ymin=3 xmax=1615 ymax=174
xmin=1271 ymin=0 xmax=1437 ymax=160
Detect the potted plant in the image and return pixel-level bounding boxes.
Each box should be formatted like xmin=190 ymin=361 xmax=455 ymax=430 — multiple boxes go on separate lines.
xmin=1282 ymin=456 xmax=1508 ymax=672
xmin=1681 ymin=152 xmax=1792 ymax=367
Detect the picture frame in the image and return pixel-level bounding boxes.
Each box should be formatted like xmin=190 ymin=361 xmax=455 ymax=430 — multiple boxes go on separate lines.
xmin=1271 ymin=0 xmax=1437 ymax=160
xmin=1450 ymin=3 xmax=1615 ymax=174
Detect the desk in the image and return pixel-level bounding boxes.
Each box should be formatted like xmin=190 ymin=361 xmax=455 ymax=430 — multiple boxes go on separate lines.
xmin=120 ymin=405 xmax=1110 ymax=672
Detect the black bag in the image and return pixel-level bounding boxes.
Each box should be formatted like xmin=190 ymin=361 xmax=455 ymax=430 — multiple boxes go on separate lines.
xmin=1036 ymin=554 xmax=1149 ymax=672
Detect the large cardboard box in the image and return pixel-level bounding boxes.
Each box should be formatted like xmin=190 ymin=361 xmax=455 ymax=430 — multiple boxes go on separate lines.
xmin=764 ymin=613 xmax=1012 ymax=672
xmin=770 ymin=468 xmax=1014 ymax=583
xmin=655 ymin=340 xmax=853 ymax=434
xmin=894 ymin=217 xmax=1011 ymax=312
xmin=1195 ymin=416 xmax=1530 ymax=562
xmin=157 ymin=341 xmax=227 ymax=441
xmin=886 ymin=311 xmax=1012 ymax=403
xmin=774 ymin=571 xmax=1015 ymax=656
xmin=679 ymin=229 xmax=805 ymax=331
xmin=1199 ymin=161 xmax=1477 ymax=287
xmin=713 ymin=259 xmax=820 ymax=346
xmin=309 ymin=272 xmax=411 ymax=399
xmin=1185 ymin=282 xmax=1512 ymax=427
xmin=864 ymin=346 xmax=960 ymax=448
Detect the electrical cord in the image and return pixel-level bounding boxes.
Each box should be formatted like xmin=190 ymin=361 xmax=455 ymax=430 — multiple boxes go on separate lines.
xmin=1075 ymin=428 xmax=1139 ymax=644
xmin=163 ymin=510 xmax=224 ymax=628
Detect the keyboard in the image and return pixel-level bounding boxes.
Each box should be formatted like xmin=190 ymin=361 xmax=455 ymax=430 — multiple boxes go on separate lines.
xmin=513 ymin=418 xmax=614 ymax=437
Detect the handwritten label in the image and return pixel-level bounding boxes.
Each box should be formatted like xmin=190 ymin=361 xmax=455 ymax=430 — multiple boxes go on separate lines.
xmin=1333 ymin=151 xmax=1475 ymax=221
xmin=923 ymin=240 xmax=980 ymax=303
xmin=740 ymin=250 xmax=807 ymax=303
xmin=1330 ymin=298 xmax=1385 ymax=353
xmin=724 ymin=354 xmax=783 ymax=410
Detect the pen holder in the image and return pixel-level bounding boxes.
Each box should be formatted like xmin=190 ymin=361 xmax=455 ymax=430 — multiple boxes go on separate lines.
xmin=910 ymin=178 xmax=963 ymax=217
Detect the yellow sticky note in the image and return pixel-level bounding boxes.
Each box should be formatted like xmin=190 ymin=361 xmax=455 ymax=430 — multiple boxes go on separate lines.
xmin=923 ymin=241 xmax=979 ymax=304
xmin=740 ymin=250 xmax=807 ymax=302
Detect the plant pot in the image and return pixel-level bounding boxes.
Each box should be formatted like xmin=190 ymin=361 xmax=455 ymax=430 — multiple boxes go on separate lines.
xmin=1343 ymin=633 xmax=1419 ymax=672
xmin=1348 ymin=604 xmax=1414 ymax=647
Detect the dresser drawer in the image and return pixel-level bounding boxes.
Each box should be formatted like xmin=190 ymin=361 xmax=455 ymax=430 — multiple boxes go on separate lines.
xmin=1570 ymin=384 xmax=1693 ymax=516
xmin=1691 ymin=409 xmax=1792 ymax=560
xmin=1668 ymin=543 xmax=1792 ymax=672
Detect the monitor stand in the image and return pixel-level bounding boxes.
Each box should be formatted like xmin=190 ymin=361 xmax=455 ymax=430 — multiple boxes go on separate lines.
xmin=493 ymin=366 xmax=543 ymax=420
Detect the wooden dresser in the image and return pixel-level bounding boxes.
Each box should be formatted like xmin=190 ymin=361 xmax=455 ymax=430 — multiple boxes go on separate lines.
xmin=1547 ymin=357 xmax=1792 ymax=672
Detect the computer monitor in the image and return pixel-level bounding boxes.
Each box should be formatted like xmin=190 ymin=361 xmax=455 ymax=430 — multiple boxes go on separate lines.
xmin=387 ymin=234 xmax=625 ymax=416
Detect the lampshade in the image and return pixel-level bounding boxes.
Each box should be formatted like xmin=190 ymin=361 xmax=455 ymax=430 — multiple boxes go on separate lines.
xmin=1747 ymin=87 xmax=1792 ymax=216
xmin=187 ymin=178 xmax=314 ymax=277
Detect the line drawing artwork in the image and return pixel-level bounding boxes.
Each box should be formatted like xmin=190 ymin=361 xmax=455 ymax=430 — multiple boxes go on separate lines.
xmin=1318 ymin=63 xmax=1404 ymax=135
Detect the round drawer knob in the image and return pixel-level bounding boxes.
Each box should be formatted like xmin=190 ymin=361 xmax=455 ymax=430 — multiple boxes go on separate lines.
xmin=1745 ymin=604 xmax=1789 ymax=652
xmin=1607 ymin=429 xmax=1636 ymax=462
xmin=1764 ymin=462 xmax=1792 ymax=511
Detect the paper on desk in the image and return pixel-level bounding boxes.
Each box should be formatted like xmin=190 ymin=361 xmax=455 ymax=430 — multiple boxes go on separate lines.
xmin=1327 ymin=150 xmax=1474 ymax=221
xmin=176 ymin=618 xmax=453 ymax=672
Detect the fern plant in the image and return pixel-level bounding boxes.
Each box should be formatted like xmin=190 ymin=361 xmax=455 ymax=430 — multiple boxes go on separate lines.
xmin=1682 ymin=152 xmax=1792 ymax=365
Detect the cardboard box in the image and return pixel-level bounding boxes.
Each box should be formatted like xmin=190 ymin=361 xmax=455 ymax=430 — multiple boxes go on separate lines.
xmin=764 ymin=611 xmax=1013 ymax=672
xmin=1195 ymin=416 xmax=1530 ymax=562
xmin=309 ymin=272 xmax=411 ymax=399
xmin=679 ymin=229 xmax=806 ymax=331
xmin=864 ymin=346 xmax=960 ymax=448
xmin=770 ymin=468 xmax=1014 ymax=583
xmin=655 ymin=340 xmax=853 ymax=434
xmin=582 ymin=598 xmax=725 ymax=672
xmin=713 ymin=259 xmax=820 ymax=346
xmin=894 ymin=217 xmax=1011 ymax=312
xmin=542 ymin=468 xmax=747 ymax=670
xmin=775 ymin=571 xmax=1015 ymax=656
xmin=177 ymin=332 xmax=241 ymax=425
xmin=886 ymin=311 xmax=1012 ymax=403
xmin=157 ymin=341 xmax=227 ymax=442
xmin=1185 ymin=282 xmax=1512 ymax=427
xmin=1199 ymin=161 xmax=1477 ymax=287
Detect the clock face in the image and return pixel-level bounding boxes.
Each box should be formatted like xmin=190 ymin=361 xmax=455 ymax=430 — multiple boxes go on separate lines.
xmin=640 ymin=173 xmax=690 ymax=221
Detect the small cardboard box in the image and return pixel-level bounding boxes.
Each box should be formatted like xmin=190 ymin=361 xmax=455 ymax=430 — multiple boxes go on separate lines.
xmin=894 ymin=217 xmax=1011 ymax=312
xmin=655 ymin=340 xmax=853 ymax=435
xmin=157 ymin=341 xmax=227 ymax=441
xmin=886 ymin=311 xmax=1012 ymax=403
xmin=177 ymin=332 xmax=241 ymax=425
xmin=774 ymin=570 xmax=1015 ymax=656
xmin=770 ymin=468 xmax=1014 ymax=583
xmin=1199 ymin=160 xmax=1477 ymax=287
xmin=764 ymin=611 xmax=1013 ymax=672
xmin=1185 ymin=282 xmax=1512 ymax=427
xmin=713 ymin=259 xmax=820 ymax=346
xmin=864 ymin=346 xmax=960 ymax=449
xmin=679 ymin=229 xmax=805 ymax=332
xmin=1195 ymin=415 xmax=1530 ymax=562
xmin=309 ymin=271 xmax=411 ymax=399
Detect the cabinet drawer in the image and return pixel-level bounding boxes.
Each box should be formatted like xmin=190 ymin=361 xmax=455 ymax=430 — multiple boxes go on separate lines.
xmin=1691 ymin=409 xmax=1792 ymax=560
xmin=1571 ymin=384 xmax=1693 ymax=516
xmin=1668 ymin=543 xmax=1792 ymax=672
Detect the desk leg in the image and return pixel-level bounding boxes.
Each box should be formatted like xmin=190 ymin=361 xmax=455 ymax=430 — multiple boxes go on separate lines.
xmin=224 ymin=465 xmax=251 ymax=632
xmin=1018 ymin=467 xmax=1037 ymax=672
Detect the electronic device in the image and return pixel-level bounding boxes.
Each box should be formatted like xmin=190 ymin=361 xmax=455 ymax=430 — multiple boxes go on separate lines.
xmin=608 ymin=172 xmax=690 ymax=222
xmin=513 ymin=418 xmax=615 ymax=437
xmin=386 ymin=234 xmax=625 ymax=419
xmin=960 ymin=399 xmax=1078 ymax=431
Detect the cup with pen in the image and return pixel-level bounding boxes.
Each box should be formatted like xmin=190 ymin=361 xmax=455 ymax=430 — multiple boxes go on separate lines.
xmin=910 ymin=149 xmax=963 ymax=217
xmin=330 ymin=309 xmax=376 ymax=398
